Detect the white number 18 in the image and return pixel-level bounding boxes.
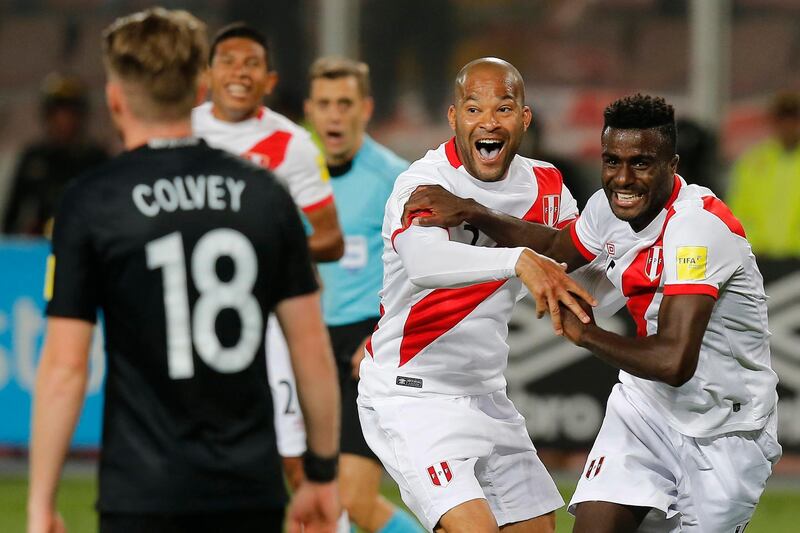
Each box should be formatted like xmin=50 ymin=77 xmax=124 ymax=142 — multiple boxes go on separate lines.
xmin=146 ymin=229 xmax=263 ymax=379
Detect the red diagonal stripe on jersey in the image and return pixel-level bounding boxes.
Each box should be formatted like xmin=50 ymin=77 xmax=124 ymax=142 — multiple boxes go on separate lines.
xmin=245 ymin=130 xmax=292 ymax=170
xmin=399 ymin=280 xmax=505 ymax=366
xmin=702 ymin=196 xmax=746 ymax=238
xmin=621 ymin=207 xmax=677 ymax=336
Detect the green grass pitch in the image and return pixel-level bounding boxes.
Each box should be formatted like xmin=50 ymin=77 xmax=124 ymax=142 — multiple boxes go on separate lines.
xmin=2 ymin=475 xmax=798 ymax=532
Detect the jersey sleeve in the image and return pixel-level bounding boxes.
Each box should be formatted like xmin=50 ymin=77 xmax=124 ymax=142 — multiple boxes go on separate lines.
xmin=279 ymin=132 xmax=334 ymax=213
xmin=385 ymin=169 xmax=444 ymax=243
xmin=661 ymin=208 xmax=739 ymax=299
xmin=556 ymin=181 xmax=579 ymax=228
xmin=45 ymin=184 xmax=99 ymax=322
xmin=273 ymin=182 xmax=320 ymax=301
xmin=394 ymin=225 xmax=525 ymax=288
xmin=571 ymin=189 xmax=607 ymax=261
xmin=387 ymin=170 xmax=525 ymax=289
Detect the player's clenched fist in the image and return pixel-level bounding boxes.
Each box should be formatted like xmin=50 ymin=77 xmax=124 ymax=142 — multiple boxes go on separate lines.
xmin=514 ymin=249 xmax=596 ymax=335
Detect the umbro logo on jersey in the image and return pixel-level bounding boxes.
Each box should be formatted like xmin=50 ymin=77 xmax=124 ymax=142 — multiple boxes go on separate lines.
xmin=584 ymin=455 xmax=605 ymax=480
xmin=606 ymin=242 xmax=616 ymax=256
xmin=427 ymin=461 xmax=453 ymax=487
xmin=542 ymin=195 xmax=560 ymax=227
xmin=396 ymin=376 xmax=423 ymax=388
xmin=645 ymin=246 xmax=663 ymax=281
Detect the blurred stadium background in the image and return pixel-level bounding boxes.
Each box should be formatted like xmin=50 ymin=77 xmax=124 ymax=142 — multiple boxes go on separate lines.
xmin=1 ymin=1 xmax=799 ymax=531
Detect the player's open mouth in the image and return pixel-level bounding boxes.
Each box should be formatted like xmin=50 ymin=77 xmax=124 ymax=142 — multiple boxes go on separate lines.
xmin=225 ymin=83 xmax=250 ymax=98
xmin=474 ymin=139 xmax=504 ymax=162
xmin=614 ymin=191 xmax=645 ymax=207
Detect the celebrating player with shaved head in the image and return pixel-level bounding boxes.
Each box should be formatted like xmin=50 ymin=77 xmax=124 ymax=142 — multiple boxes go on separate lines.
xmin=357 ymin=57 xmax=595 ymax=533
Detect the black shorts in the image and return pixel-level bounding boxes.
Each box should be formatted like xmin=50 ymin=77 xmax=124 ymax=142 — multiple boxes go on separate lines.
xmin=99 ymin=508 xmax=285 ymax=533
xmin=328 ymin=317 xmax=380 ymax=460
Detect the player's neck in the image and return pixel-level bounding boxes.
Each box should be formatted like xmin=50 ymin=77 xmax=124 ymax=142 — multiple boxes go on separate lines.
xmin=122 ymin=119 xmax=194 ymax=150
xmin=326 ymin=136 xmax=364 ymax=167
xmin=211 ymin=103 xmax=262 ymax=123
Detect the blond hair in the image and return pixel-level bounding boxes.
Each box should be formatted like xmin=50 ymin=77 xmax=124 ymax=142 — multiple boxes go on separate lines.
xmin=102 ymin=7 xmax=207 ymax=122
xmin=308 ymin=56 xmax=371 ymax=97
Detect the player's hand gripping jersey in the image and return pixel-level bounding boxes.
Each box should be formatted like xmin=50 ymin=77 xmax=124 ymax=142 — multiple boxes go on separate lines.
xmin=571 ymin=175 xmax=778 ymax=437
xmin=192 ymin=102 xmax=333 ymax=213
xmin=360 ymin=139 xmax=578 ymax=399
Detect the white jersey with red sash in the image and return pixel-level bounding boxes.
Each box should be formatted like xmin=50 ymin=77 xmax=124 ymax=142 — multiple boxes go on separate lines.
xmin=192 ymin=102 xmax=333 ymax=213
xmin=571 ymin=175 xmax=778 ymax=437
xmin=359 ymin=138 xmax=578 ymax=399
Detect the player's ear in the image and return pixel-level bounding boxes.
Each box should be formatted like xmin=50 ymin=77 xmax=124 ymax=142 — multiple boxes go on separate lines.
xmin=363 ymin=96 xmax=374 ymax=122
xmin=264 ymin=70 xmax=279 ymax=96
xmin=522 ymin=105 xmax=532 ymax=131
xmin=105 ymin=80 xmax=124 ymax=120
xmin=670 ymin=154 xmax=680 ymax=173
xmin=447 ymin=104 xmax=456 ymax=131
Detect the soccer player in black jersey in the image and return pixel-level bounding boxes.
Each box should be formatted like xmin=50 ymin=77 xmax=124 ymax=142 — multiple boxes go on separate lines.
xmin=27 ymin=8 xmax=340 ymax=533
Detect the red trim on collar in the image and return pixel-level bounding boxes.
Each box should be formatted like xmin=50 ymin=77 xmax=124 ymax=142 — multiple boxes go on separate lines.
xmin=445 ymin=137 xmax=462 ymax=168
xmin=664 ymin=174 xmax=682 ymax=211
xmin=256 ymin=107 xmax=266 ymax=120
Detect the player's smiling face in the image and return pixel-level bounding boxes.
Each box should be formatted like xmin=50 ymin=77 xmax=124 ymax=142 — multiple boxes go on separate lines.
xmin=448 ymin=67 xmax=531 ymax=182
xmin=601 ymin=127 xmax=679 ymax=232
xmin=209 ymin=37 xmax=277 ymax=122
xmin=305 ymin=76 xmax=373 ymax=166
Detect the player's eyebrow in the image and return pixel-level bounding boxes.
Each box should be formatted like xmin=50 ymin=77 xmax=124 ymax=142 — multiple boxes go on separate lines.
xmin=462 ymin=93 xmax=516 ymax=103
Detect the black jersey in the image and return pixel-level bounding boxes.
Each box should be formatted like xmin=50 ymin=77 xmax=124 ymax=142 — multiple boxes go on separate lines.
xmin=46 ymin=138 xmax=317 ymax=513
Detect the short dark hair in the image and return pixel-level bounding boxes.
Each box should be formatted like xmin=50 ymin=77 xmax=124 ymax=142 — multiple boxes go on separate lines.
xmin=603 ymin=94 xmax=676 ymax=153
xmin=209 ymin=22 xmax=270 ymax=68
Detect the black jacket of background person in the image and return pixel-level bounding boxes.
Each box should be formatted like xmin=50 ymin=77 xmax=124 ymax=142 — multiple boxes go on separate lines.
xmin=46 ymin=138 xmax=317 ymax=513
xmin=3 ymin=140 xmax=108 ymax=235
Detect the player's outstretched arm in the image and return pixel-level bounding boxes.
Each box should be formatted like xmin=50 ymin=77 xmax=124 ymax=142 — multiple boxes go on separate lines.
xmin=305 ymin=202 xmax=345 ymax=262
xmin=276 ymin=292 xmax=341 ymax=532
xmin=403 ymin=185 xmax=587 ymax=271
xmin=28 ymin=318 xmax=93 ymax=533
xmin=394 ymin=224 xmax=596 ymax=334
xmin=559 ymin=294 xmax=715 ymax=386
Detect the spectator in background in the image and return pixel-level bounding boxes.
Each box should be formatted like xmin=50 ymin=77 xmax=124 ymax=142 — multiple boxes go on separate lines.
xmin=727 ymin=91 xmax=800 ymax=258
xmin=2 ymin=73 xmax=108 ymax=236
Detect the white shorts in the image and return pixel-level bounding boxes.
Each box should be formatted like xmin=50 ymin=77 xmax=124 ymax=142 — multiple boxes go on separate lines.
xmin=569 ymin=384 xmax=781 ymax=532
xmin=358 ymin=390 xmax=563 ymax=531
xmin=266 ymin=314 xmax=306 ymax=457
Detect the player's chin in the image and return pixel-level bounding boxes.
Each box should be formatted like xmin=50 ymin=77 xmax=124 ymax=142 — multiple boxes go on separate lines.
xmin=473 ymin=158 xmax=509 ymax=182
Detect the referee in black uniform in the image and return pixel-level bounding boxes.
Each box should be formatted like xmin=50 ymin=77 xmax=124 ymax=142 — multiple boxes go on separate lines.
xmin=27 ymin=8 xmax=340 ymax=533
